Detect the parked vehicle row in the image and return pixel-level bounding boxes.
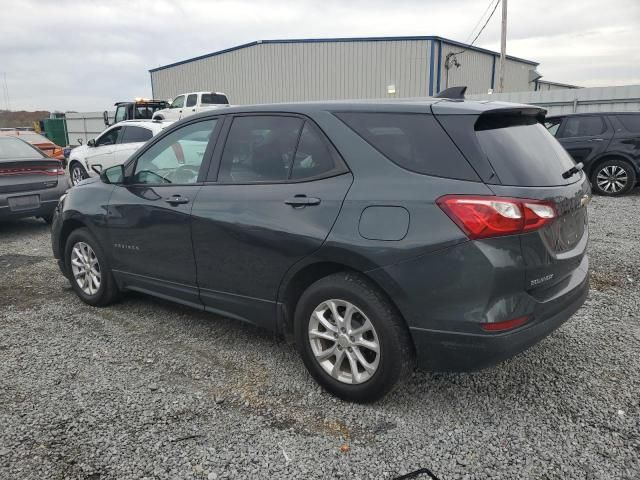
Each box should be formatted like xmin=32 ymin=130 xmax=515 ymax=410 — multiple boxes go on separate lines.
xmin=545 ymin=112 xmax=640 ymax=196
xmin=52 ymin=98 xmax=590 ymax=401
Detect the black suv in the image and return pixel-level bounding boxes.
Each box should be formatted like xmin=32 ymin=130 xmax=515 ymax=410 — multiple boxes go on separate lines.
xmin=545 ymin=112 xmax=640 ymax=196
xmin=52 ymin=100 xmax=590 ymax=402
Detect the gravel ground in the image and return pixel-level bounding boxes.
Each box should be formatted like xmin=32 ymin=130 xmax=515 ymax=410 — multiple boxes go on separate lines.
xmin=1 ymin=190 xmax=639 ymax=480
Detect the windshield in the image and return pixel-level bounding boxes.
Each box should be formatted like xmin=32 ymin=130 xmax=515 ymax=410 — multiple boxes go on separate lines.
xmin=476 ymin=115 xmax=578 ymax=186
xmin=0 ymin=137 xmax=46 ymax=160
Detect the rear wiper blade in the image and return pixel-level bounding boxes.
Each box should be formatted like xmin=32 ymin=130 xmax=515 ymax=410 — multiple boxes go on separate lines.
xmin=562 ymin=162 xmax=584 ymax=179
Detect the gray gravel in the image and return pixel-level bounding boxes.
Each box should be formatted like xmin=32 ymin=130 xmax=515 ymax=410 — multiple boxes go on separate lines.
xmin=1 ymin=191 xmax=639 ymax=480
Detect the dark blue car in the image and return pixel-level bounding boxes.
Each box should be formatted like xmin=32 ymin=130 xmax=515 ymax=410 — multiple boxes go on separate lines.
xmin=51 ymin=99 xmax=590 ymax=401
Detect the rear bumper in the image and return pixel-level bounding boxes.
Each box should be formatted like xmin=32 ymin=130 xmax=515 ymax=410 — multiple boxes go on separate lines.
xmin=367 ymin=234 xmax=589 ymax=372
xmin=410 ymin=269 xmax=588 ymax=371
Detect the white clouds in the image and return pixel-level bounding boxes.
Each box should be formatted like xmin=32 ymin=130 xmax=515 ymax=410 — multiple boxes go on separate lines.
xmin=1 ymin=0 xmax=638 ymax=110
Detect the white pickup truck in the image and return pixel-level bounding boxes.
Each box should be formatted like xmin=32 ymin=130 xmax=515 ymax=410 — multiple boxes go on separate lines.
xmin=152 ymin=91 xmax=229 ymax=121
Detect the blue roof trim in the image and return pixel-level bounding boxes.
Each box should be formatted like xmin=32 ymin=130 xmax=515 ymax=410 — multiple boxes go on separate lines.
xmin=490 ymin=55 xmax=496 ymax=90
xmin=436 ymin=40 xmax=442 ymax=94
xmin=149 ymin=35 xmax=539 ymax=73
xmin=428 ymin=41 xmax=435 ymax=96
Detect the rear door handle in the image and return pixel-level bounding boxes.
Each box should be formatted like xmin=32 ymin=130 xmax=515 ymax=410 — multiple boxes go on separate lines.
xmin=285 ymin=195 xmax=321 ymax=207
xmin=590 ymin=138 xmax=605 ymax=142
xmin=165 ymin=195 xmax=189 ymax=205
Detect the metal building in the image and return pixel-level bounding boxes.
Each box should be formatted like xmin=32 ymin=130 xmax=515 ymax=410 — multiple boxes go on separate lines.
xmin=149 ymin=36 xmax=561 ymax=104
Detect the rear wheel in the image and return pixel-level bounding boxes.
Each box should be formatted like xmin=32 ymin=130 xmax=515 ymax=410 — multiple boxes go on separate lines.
xmin=70 ymin=162 xmax=88 ymax=186
xmin=591 ymin=159 xmax=636 ymax=196
xmin=294 ymin=272 xmax=415 ymax=402
xmin=65 ymin=228 xmax=120 ymax=306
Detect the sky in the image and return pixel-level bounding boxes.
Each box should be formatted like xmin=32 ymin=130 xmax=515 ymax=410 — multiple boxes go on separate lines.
xmin=1 ymin=0 xmax=638 ymax=111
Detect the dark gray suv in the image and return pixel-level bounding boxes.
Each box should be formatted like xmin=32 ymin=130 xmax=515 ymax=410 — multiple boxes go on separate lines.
xmin=51 ymin=100 xmax=590 ymax=402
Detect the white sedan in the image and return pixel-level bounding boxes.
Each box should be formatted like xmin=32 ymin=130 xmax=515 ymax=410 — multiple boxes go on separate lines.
xmin=67 ymin=120 xmax=172 ymax=186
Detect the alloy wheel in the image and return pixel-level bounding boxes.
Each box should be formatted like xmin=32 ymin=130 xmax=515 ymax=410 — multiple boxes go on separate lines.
xmin=596 ymin=165 xmax=628 ymax=194
xmin=308 ymin=299 xmax=380 ymax=384
xmin=70 ymin=241 xmax=101 ymax=295
xmin=71 ymin=166 xmax=85 ymax=186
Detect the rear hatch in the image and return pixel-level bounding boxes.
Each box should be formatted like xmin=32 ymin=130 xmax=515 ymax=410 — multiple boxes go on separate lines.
xmin=434 ymin=105 xmax=590 ymax=296
xmin=0 ymin=159 xmax=63 ymax=195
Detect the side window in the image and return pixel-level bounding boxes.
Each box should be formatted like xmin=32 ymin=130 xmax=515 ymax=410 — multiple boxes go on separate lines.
xmin=336 ymin=112 xmax=476 ymax=179
xmin=95 ymin=127 xmax=122 ymax=147
xmin=544 ymin=118 xmax=562 ymax=137
xmin=617 ymin=115 xmax=640 ymax=133
xmin=132 ymin=119 xmax=217 ymax=185
xmin=170 ymin=96 xmax=185 ymax=109
xmin=559 ymin=116 xmax=605 ymax=138
xmin=291 ymin=122 xmax=344 ymax=180
xmin=216 ymin=116 xmax=304 ymax=183
xmin=120 ymin=126 xmax=153 ymax=144
xmin=186 ymin=94 xmax=198 ymax=108
xmin=114 ymin=106 xmax=127 ymax=123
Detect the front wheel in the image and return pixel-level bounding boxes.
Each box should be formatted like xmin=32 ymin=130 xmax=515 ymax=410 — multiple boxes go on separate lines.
xmin=65 ymin=228 xmax=120 ymax=306
xmin=591 ymin=159 xmax=636 ymax=196
xmin=294 ymin=272 xmax=415 ymax=402
xmin=70 ymin=162 xmax=88 ymax=186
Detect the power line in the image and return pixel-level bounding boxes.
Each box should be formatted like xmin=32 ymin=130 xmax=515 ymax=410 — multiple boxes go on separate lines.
xmin=464 ymin=0 xmax=498 ymax=45
xmin=454 ymin=0 xmax=501 ymax=55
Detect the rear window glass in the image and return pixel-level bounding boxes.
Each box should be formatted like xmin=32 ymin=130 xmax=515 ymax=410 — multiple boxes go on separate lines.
xmin=121 ymin=126 xmax=153 ymax=143
xmin=617 ymin=115 xmax=640 ymax=133
xmin=335 ymin=112 xmax=478 ymax=180
xmin=475 ymin=115 xmax=578 ymax=186
xmin=559 ymin=116 xmax=605 ymax=138
xmin=0 ymin=137 xmax=45 ymax=159
xmin=201 ymin=93 xmax=229 ymax=105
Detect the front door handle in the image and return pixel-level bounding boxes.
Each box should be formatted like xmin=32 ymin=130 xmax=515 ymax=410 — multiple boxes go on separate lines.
xmin=285 ymin=195 xmax=321 ymax=207
xmin=590 ymin=138 xmax=605 ymax=142
xmin=165 ymin=195 xmax=190 ymax=205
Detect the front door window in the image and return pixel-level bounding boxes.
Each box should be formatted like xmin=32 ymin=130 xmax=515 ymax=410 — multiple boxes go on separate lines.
xmin=133 ymin=119 xmax=217 ymax=184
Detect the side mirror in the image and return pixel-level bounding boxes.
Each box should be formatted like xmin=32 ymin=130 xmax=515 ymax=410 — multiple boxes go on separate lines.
xmin=87 ymin=139 xmax=95 ymax=147
xmin=77 ymin=138 xmax=83 ymax=145
xmin=103 ymin=110 xmax=110 ymax=126
xmin=100 ymin=164 xmax=124 ymax=185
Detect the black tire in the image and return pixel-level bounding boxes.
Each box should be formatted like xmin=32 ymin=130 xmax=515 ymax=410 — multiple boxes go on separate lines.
xmin=64 ymin=228 xmax=120 ymax=306
xmin=70 ymin=162 xmax=88 ymax=186
xmin=590 ymin=159 xmax=636 ymax=196
xmin=294 ymin=272 xmax=415 ymax=402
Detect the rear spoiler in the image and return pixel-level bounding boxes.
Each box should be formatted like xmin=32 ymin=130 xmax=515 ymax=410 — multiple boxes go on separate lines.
xmin=434 ymin=86 xmax=467 ymax=100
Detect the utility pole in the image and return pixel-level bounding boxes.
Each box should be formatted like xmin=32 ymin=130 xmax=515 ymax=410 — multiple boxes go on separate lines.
xmin=498 ymin=0 xmax=507 ymax=93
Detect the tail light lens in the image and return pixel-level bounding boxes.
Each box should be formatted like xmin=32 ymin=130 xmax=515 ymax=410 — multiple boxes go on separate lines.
xmin=437 ymin=195 xmax=556 ymax=240
xmin=480 ymin=316 xmax=529 ymax=332
xmin=0 ymin=165 xmax=65 ymax=176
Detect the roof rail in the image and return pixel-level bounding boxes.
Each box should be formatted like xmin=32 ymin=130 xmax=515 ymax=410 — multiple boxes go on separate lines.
xmin=434 ymin=86 xmax=467 ymax=100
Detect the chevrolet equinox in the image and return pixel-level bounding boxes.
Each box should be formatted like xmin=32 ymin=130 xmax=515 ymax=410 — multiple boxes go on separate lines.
xmin=52 ymin=100 xmax=590 ymax=402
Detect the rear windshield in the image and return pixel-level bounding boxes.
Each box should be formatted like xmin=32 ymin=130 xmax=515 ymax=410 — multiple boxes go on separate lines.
xmin=201 ymin=93 xmax=229 ymax=105
xmin=335 ymin=112 xmax=479 ymax=181
xmin=0 ymin=137 xmax=45 ymax=160
xmin=475 ymin=114 xmax=578 ymax=186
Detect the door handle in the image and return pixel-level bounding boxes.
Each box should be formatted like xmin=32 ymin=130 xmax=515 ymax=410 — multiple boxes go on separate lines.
xmin=285 ymin=195 xmax=321 ymax=207
xmin=165 ymin=195 xmax=190 ymax=205
xmin=590 ymin=138 xmax=605 ymax=142
xmin=192 ymin=109 xmax=196 ymax=112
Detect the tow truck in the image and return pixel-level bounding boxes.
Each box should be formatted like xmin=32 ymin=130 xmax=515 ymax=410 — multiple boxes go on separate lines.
xmin=103 ymin=98 xmax=169 ymax=126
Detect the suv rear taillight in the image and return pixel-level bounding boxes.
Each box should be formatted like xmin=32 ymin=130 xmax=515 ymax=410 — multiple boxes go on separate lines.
xmin=437 ymin=195 xmax=556 ymax=240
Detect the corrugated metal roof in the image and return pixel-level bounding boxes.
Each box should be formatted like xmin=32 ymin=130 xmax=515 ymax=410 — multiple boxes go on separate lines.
xmin=148 ymin=35 xmax=539 ymax=73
